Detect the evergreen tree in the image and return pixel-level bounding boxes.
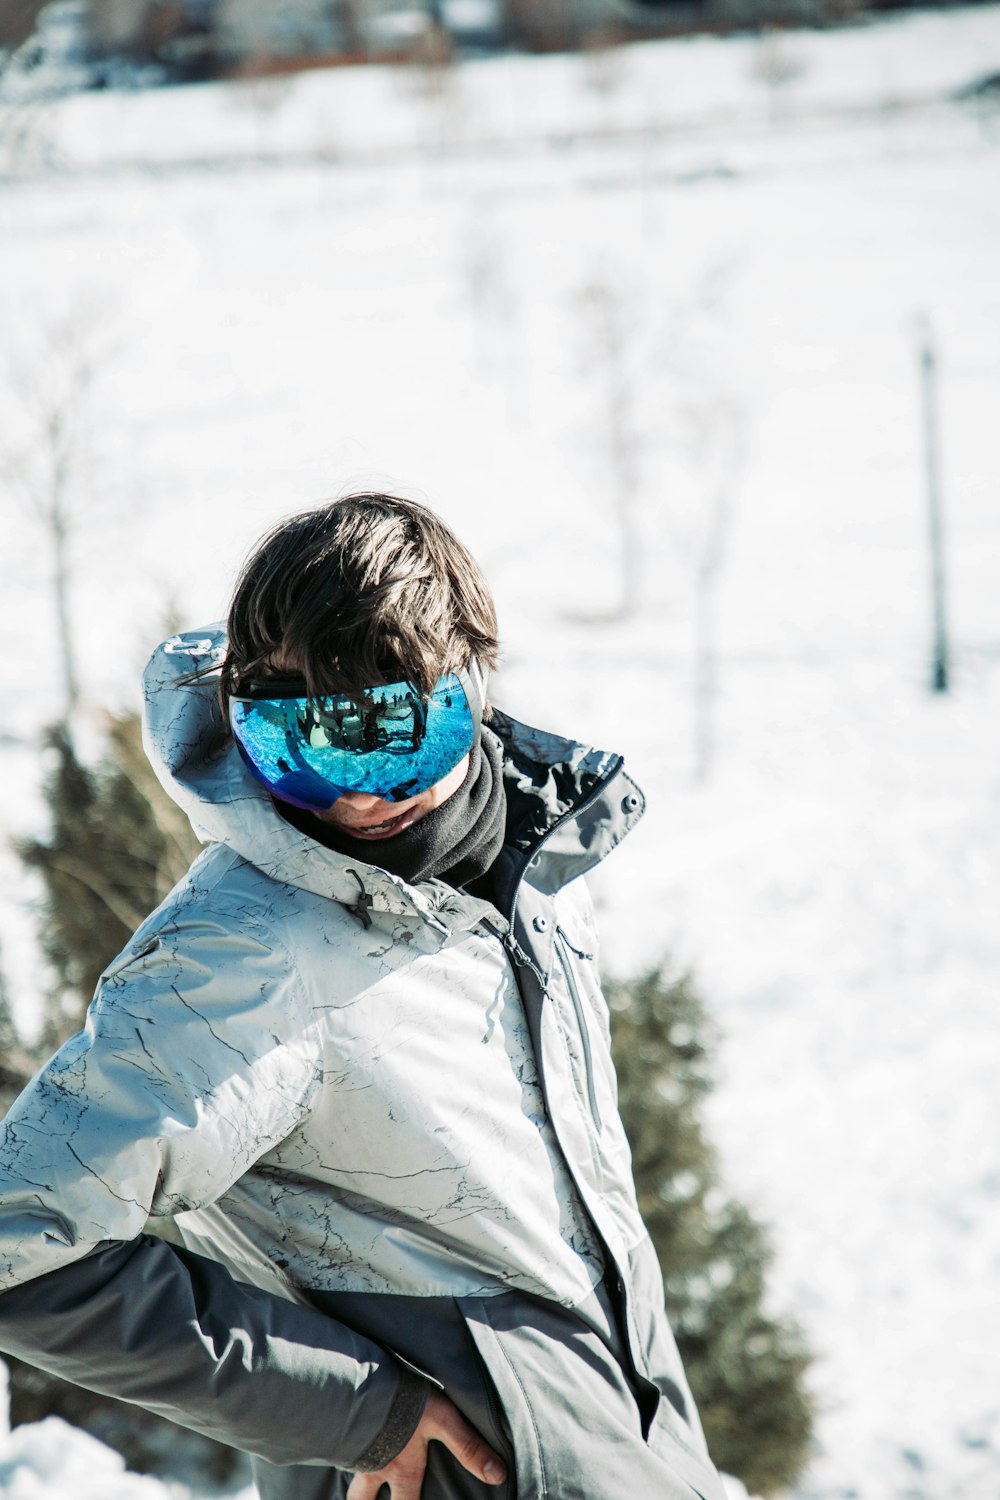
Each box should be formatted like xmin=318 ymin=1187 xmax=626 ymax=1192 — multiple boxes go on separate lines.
xmin=0 ymin=956 xmax=17 ymax=1061
xmin=608 ymin=967 xmax=815 ymax=1497
xmin=8 ymin=710 xmax=237 ymax=1483
xmin=18 ymin=713 xmax=200 ymax=1045
xmin=0 ymin=949 xmax=32 ymax=1116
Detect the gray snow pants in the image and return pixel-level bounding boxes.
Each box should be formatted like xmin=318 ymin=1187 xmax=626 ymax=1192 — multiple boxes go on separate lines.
xmin=251 ymin=1290 xmax=726 ymax=1500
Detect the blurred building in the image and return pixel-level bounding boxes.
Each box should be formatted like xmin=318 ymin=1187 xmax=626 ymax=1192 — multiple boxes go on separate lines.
xmin=47 ymin=0 xmax=875 ymax=82
xmin=7 ymin=0 xmax=994 ymax=90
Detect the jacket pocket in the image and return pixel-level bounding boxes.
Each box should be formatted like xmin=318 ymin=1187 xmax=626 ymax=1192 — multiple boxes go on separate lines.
xmin=461 ymin=1297 xmax=545 ymax=1500
xmin=554 ymin=927 xmax=603 ymax=1133
xmin=461 ymin=1291 xmax=724 ymax=1500
xmin=308 ymin=1289 xmax=518 ymax=1497
xmin=647 ymin=1407 xmax=728 ymax=1500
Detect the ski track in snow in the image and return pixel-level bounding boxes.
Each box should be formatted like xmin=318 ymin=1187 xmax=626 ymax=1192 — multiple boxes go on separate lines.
xmin=1 ymin=7 xmax=999 ymax=1497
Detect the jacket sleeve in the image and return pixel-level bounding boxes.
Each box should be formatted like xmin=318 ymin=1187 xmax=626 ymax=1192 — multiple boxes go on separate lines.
xmin=0 ymin=915 xmax=427 ymax=1471
xmin=0 ymin=1235 xmax=427 ymax=1470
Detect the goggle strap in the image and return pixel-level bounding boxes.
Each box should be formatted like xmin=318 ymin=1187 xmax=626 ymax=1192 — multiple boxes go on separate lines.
xmin=466 ymin=658 xmax=488 ymax=715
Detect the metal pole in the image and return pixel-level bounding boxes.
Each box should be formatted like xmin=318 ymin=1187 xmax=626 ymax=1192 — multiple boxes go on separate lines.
xmin=920 ymin=320 xmax=950 ymax=693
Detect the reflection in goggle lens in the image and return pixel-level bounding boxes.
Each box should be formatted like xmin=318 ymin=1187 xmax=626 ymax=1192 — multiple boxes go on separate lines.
xmin=228 ymin=671 xmax=476 ymax=810
xmin=296 ymin=683 xmax=429 ymax=756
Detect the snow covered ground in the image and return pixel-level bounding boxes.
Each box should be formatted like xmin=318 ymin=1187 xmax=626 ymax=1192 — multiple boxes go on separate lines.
xmin=0 ymin=1360 xmax=253 ymax=1500
xmin=1 ymin=6 xmax=999 ymax=1496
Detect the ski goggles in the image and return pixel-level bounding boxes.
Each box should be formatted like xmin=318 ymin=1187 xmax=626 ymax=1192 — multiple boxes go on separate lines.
xmin=228 ymin=663 xmax=484 ymax=812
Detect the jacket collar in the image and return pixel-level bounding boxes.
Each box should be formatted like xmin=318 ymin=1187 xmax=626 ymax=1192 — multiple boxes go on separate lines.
xmin=142 ymin=628 xmax=644 ymax=944
xmin=488 ymin=709 xmax=645 ymax=920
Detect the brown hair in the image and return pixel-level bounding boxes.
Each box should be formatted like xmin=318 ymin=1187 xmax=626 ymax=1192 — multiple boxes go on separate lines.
xmin=221 ymin=493 xmax=501 ymax=701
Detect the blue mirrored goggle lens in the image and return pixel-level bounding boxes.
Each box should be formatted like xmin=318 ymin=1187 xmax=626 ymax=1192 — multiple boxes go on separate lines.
xmin=229 ymin=672 xmax=475 ymax=812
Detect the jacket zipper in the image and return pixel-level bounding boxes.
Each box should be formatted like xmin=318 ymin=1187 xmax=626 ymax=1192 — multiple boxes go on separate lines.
xmin=480 ymin=916 xmax=548 ymax=990
xmin=486 ymin=761 xmax=628 ymax=1123
xmin=555 ymin=926 xmax=602 ymax=1132
xmin=484 ymin=918 xmax=602 ymax=1134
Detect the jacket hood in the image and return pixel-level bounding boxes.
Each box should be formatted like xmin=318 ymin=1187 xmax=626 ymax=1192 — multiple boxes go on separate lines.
xmin=141 ymin=626 xmax=645 ymax=934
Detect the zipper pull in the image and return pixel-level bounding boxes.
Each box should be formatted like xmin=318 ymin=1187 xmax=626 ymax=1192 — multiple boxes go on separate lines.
xmin=556 ymin=924 xmax=594 ymax=962
xmin=480 ymin=914 xmax=548 ymax=989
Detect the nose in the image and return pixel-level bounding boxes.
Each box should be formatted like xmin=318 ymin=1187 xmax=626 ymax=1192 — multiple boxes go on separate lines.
xmin=333 ymin=790 xmax=392 ymax=812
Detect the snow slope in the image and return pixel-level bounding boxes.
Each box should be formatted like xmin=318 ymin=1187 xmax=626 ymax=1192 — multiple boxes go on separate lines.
xmin=0 ymin=1360 xmax=255 ymax=1500
xmin=1 ymin=7 xmax=999 ymax=1496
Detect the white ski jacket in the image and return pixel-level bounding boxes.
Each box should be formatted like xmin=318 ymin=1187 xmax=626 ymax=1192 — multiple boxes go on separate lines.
xmin=0 ymin=628 xmax=722 ymax=1499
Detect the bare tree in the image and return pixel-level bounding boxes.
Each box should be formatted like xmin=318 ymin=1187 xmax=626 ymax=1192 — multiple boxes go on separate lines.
xmin=580 ymin=24 xmax=627 ymax=98
xmin=576 ymin=277 xmax=643 ymax=620
xmin=395 ymin=13 xmax=463 ymax=172
xmin=463 ymin=217 xmax=506 ymax=373
xmin=1 ymin=308 xmax=117 ymax=723
xmin=571 ymin=260 xmax=748 ymax=774
xmin=229 ymin=70 xmax=295 ymax=159
xmin=681 ymin=394 xmax=747 ymax=784
xmin=461 ymin=218 xmax=526 ymax=428
xmin=749 ymin=27 xmax=808 ymax=122
xmin=660 ymin=261 xmax=749 ymax=783
xmin=915 ymin=313 xmax=950 ymax=693
xmin=0 ymin=4 xmax=74 ymax=177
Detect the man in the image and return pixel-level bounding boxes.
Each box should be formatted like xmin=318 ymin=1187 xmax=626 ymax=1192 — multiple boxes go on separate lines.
xmin=0 ymin=494 xmax=725 ymax=1500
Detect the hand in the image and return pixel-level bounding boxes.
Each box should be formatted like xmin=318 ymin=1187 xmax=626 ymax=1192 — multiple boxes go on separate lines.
xmin=346 ymin=1388 xmax=507 ymax=1499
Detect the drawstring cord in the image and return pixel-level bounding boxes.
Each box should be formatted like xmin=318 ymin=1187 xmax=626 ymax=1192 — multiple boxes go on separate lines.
xmin=345 ymin=870 xmax=374 ymax=930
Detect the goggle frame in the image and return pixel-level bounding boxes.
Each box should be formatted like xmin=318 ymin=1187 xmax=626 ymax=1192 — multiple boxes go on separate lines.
xmin=228 ymin=662 xmax=485 ymax=812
